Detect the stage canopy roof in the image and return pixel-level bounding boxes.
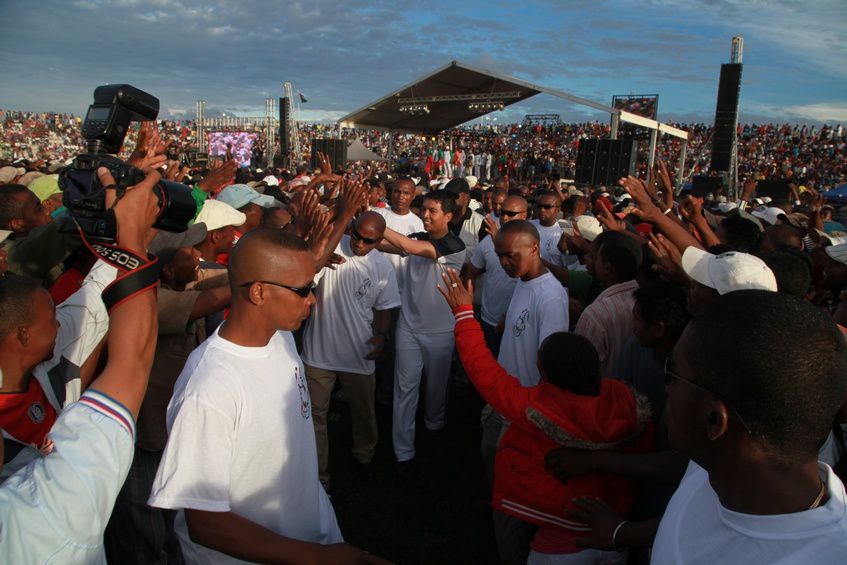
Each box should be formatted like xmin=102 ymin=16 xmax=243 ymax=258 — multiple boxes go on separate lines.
xmin=338 ymin=61 xmax=687 ymax=140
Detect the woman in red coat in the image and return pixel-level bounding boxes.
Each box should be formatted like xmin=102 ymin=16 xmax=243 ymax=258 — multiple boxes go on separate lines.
xmin=438 ymin=269 xmax=654 ymax=564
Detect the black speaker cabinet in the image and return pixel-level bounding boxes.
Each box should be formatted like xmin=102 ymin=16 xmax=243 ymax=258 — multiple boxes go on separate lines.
xmin=311 ymin=139 xmax=348 ymax=171
xmin=711 ymin=63 xmax=743 ymax=172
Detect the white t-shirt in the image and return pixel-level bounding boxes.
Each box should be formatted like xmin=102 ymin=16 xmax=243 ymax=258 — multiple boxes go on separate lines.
xmin=652 ymin=461 xmax=847 ymax=564
xmin=531 ymin=219 xmax=565 ymax=267
xmin=149 ymin=329 xmax=342 ymax=564
xmin=302 ymin=237 xmax=401 ymax=375
xmin=497 ymin=272 xmax=569 ymax=387
xmin=374 ymin=207 xmax=424 ymax=291
xmin=470 ymin=235 xmax=517 ymax=326
xmin=399 ymin=231 xmax=466 ymax=333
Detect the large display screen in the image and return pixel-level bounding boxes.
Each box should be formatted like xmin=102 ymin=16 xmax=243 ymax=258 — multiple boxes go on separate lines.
xmin=612 ymin=95 xmax=659 ymax=121
xmin=207 ymin=131 xmax=258 ymax=167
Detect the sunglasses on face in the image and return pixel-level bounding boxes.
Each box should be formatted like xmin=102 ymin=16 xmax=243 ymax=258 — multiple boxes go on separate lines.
xmin=664 ymin=358 xmax=752 ymax=435
xmin=239 ymin=280 xmax=315 ymax=298
xmin=538 ymin=203 xmax=559 ymax=210
xmin=500 ymin=209 xmax=525 ymax=218
xmin=351 ymin=229 xmax=382 ymax=245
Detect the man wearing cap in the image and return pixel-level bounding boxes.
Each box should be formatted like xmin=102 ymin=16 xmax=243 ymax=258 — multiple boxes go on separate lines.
xmin=105 ymin=223 xmax=233 ymax=565
xmin=195 ymin=199 xmax=246 ymax=269
xmin=444 ymin=178 xmax=486 ymax=262
xmin=26 ymin=174 xmax=64 ymax=216
xmin=214 ymin=183 xmax=278 ymax=265
xmin=681 ymin=247 xmax=778 ymax=315
xmin=302 ymin=212 xmax=401 ymax=492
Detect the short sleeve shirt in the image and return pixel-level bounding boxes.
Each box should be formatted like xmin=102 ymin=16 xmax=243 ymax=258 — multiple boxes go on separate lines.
xmin=399 ymin=232 xmax=466 ymax=333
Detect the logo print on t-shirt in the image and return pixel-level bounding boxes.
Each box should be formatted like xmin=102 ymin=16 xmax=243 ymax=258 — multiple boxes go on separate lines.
xmin=27 ymin=402 xmax=46 ymax=424
xmin=294 ymin=366 xmax=310 ymax=419
xmin=356 ymin=278 xmax=373 ymax=301
xmin=513 ymin=309 xmax=529 ymax=337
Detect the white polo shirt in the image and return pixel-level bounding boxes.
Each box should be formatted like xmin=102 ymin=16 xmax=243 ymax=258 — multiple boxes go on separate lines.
xmin=302 ymin=236 xmax=401 ymax=375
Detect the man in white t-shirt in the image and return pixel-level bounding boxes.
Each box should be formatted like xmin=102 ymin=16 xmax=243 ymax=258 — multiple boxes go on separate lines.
xmin=149 ymin=230 xmax=386 ymax=564
xmin=378 ymin=191 xmax=466 ymax=465
xmin=483 ymin=220 xmax=570 ymax=563
xmin=649 ymin=291 xmax=847 ymax=563
xmin=463 ymin=195 xmax=528 ymax=357
xmin=302 ymin=212 xmax=401 ymax=491
xmin=531 ymin=191 xmax=565 ymax=267
xmin=373 ymin=178 xmax=424 ymax=292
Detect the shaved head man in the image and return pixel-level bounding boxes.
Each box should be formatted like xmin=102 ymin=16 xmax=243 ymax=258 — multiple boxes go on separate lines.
xmin=302 ymin=211 xmax=400 ymax=492
xmin=150 ymin=230 xmax=383 ymax=563
xmin=486 ymin=220 xmax=570 ymax=563
xmin=531 ymin=191 xmax=566 ymax=266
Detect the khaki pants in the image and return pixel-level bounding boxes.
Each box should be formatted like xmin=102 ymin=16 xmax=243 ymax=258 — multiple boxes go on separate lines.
xmin=305 ymin=365 xmax=378 ymax=488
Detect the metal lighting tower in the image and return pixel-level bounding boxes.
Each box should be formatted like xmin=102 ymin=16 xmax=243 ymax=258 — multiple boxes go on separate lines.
xmin=283 ymin=82 xmax=302 ymax=166
xmin=265 ymin=97 xmax=275 ymax=168
xmin=196 ymin=99 xmax=206 ymax=153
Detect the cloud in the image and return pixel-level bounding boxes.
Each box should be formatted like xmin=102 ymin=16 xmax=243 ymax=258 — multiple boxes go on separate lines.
xmin=0 ymin=0 xmax=843 ymax=128
xmin=747 ymin=102 xmax=847 ymax=123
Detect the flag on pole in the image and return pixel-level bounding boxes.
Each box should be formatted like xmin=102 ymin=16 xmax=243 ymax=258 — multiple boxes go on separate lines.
xmin=298 ymin=91 xmax=308 ymax=103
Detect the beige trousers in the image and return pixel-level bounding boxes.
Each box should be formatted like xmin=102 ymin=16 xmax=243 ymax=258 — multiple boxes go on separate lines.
xmin=305 ymin=365 xmax=378 ymax=487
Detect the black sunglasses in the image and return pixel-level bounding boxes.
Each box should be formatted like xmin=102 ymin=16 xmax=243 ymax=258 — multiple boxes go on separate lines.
xmin=500 ymin=209 xmax=525 ymax=218
xmin=538 ymin=203 xmax=559 ymax=210
xmin=240 ymin=280 xmax=315 ymax=298
xmin=664 ymin=358 xmax=752 ymax=435
xmin=351 ymin=229 xmax=382 ymax=245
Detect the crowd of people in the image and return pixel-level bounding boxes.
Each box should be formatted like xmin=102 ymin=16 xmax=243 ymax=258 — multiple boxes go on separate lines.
xmin=3 ymin=109 xmax=845 ymax=190
xmin=1 ymin=111 xmax=846 ymax=565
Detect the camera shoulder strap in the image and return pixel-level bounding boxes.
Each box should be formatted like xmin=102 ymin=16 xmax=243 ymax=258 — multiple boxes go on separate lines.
xmin=74 ymin=220 xmax=159 ymax=312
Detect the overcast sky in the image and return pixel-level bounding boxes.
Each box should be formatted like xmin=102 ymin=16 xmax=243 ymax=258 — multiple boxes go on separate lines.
xmin=1 ymin=0 xmax=845 ymax=124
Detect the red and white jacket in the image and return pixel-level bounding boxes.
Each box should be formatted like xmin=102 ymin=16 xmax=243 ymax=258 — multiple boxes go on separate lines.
xmin=453 ymin=305 xmax=654 ymax=552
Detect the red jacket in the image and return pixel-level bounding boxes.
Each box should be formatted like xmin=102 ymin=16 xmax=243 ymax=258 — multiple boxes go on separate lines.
xmin=453 ymin=306 xmax=654 ymax=551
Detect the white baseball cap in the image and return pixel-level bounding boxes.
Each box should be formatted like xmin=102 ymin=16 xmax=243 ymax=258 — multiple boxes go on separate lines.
xmin=825 ymin=243 xmax=847 ymax=266
xmin=751 ymin=206 xmax=786 ymax=226
xmin=682 ymin=247 xmax=778 ymax=295
xmin=196 ymin=199 xmax=246 ymax=231
xmin=575 ymin=215 xmax=603 ymax=242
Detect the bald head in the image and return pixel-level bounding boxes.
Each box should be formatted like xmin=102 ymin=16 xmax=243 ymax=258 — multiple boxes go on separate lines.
xmin=354 ymin=210 xmax=387 ymax=236
xmin=497 ymin=219 xmax=540 ymax=243
xmin=229 ymin=228 xmax=313 ymax=289
xmin=502 ymin=196 xmax=528 ymax=211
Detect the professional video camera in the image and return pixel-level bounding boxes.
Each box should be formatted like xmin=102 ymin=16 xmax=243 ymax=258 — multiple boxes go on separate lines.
xmin=59 ymin=84 xmax=196 ymax=241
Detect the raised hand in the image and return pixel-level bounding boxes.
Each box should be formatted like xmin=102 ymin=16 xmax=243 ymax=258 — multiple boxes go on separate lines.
xmin=436 ymin=268 xmax=474 ymax=310
xmin=198 ymin=159 xmax=237 ymax=194
xmin=483 ymin=214 xmax=499 ymax=237
xmin=594 ymin=201 xmax=625 ymax=232
xmin=655 ymin=159 xmax=675 ymax=210
xmin=98 ymin=166 xmax=160 ymax=253
xmin=618 ymin=176 xmax=662 ymax=222
xmin=647 ymin=233 xmax=688 ymax=285
xmin=127 ymin=122 xmax=170 ymax=173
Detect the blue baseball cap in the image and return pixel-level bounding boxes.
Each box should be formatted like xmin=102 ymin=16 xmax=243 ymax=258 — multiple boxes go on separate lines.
xmin=217 ymin=184 xmax=277 ymax=210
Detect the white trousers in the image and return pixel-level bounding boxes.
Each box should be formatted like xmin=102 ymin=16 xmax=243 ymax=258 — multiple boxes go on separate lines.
xmin=392 ymin=322 xmax=454 ymax=462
